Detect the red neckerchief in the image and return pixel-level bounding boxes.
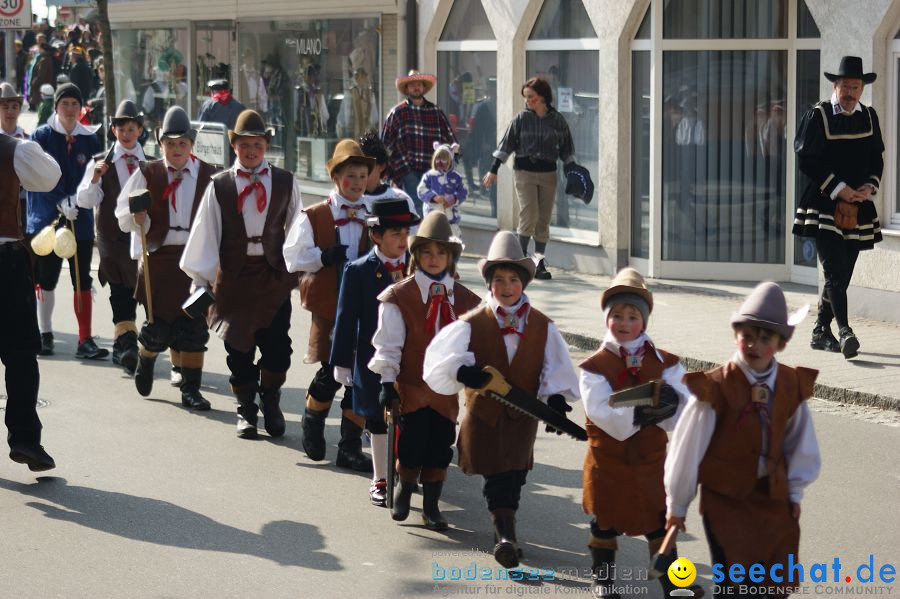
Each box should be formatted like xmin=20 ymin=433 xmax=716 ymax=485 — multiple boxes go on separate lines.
xmin=333 ymin=204 xmax=366 ymax=227
xmin=122 ymin=153 xmax=138 ymax=175
xmin=383 ymin=260 xmax=405 ymax=282
xmin=425 ymin=282 xmax=456 ymax=337
xmin=236 ymin=168 xmax=268 ymax=213
xmin=163 ymin=166 xmax=184 ymax=212
xmin=497 ymin=302 xmax=529 ymax=338
xmin=66 ymin=133 xmax=75 ymax=155
xmin=615 ymin=341 xmax=648 ymax=386
xmin=211 ymin=89 xmax=232 ymax=104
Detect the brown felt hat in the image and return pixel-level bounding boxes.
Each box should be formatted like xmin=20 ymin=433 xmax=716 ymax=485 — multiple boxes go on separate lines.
xmin=395 ymin=69 xmax=436 ymax=95
xmin=601 ymin=268 xmax=653 ymax=314
xmin=0 ymin=82 xmax=24 ymax=103
xmin=228 ymin=109 xmax=274 ymax=144
xmin=730 ymin=281 xmax=795 ymax=340
xmin=409 ymin=211 xmax=462 ymax=259
xmin=477 ymin=230 xmax=536 ymax=286
xmin=326 ymin=139 xmax=376 ymax=177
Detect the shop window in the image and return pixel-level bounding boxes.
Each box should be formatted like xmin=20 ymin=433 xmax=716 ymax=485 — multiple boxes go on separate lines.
xmin=440 ymin=0 xmax=495 ymax=41
xmin=663 ymin=0 xmax=787 ymax=39
xmin=526 ymin=0 xmax=599 ymax=235
xmin=794 ymin=49 xmax=820 ymax=266
xmin=112 ymin=28 xmax=189 ymax=158
xmin=632 ymin=50 xmax=651 ymax=258
xmin=797 ymin=0 xmax=820 ymax=38
xmin=239 ymin=18 xmax=380 ymax=182
xmin=194 ymin=22 xmax=233 ymax=116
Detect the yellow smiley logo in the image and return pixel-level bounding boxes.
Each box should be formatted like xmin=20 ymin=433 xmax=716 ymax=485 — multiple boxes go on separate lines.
xmin=667 ymin=557 xmax=697 ymax=587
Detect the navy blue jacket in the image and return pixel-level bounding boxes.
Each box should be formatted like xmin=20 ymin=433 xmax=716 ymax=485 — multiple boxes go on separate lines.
xmin=330 ymin=249 xmax=402 ymax=419
xmin=27 ymin=124 xmax=100 ymax=240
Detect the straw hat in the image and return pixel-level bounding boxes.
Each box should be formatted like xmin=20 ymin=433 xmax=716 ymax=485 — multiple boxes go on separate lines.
xmin=326 ymin=139 xmax=375 ymax=177
xmin=395 ymin=69 xmax=436 ymax=96
xmin=228 ymin=109 xmax=274 ymax=144
xmin=730 ymin=281 xmax=805 ymax=340
xmin=409 ymin=211 xmax=462 ymax=259
xmin=477 ymin=230 xmax=536 ymax=285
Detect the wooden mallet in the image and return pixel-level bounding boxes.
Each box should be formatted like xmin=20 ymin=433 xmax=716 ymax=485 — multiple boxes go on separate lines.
xmin=649 ymin=525 xmax=679 ymax=579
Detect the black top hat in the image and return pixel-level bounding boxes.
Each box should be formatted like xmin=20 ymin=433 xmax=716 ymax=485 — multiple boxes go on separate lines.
xmin=110 ymin=99 xmax=144 ymax=127
xmin=564 ymin=162 xmax=595 ymax=205
xmin=367 ymin=197 xmax=421 ymax=229
xmin=824 ymin=56 xmax=876 ymax=84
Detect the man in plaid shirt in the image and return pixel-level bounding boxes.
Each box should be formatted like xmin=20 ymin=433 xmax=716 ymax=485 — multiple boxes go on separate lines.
xmin=381 ymin=70 xmax=458 ymax=215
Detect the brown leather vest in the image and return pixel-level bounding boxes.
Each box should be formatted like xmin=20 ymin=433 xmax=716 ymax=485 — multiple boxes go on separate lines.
xmin=382 ymin=276 xmax=482 ymax=421
xmin=96 ymin=148 xmax=125 ymax=240
xmin=0 ymin=135 xmax=23 ymax=240
xmin=685 ymin=362 xmax=817 ymax=501
xmin=461 ymin=304 xmax=548 ymax=427
xmin=139 ymin=159 xmax=216 ymax=252
xmin=212 ymin=167 xmax=293 ymax=277
xmin=298 ymin=201 xmax=370 ymax=321
xmin=579 ymin=345 xmax=679 ymax=457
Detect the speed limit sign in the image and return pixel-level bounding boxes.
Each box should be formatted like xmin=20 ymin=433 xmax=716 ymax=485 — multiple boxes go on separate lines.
xmin=0 ymin=0 xmax=32 ymax=29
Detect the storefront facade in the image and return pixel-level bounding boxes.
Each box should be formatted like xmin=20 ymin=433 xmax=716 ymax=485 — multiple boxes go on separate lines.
xmin=420 ymin=0 xmax=900 ymax=323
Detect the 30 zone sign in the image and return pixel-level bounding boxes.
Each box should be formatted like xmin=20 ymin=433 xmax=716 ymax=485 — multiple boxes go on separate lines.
xmin=0 ymin=0 xmax=31 ymax=29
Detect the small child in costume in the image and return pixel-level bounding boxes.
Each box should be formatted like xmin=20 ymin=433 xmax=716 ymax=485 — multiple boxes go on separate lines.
xmin=417 ymin=141 xmax=466 ymax=237
xmin=579 ymin=268 xmax=702 ymax=599
xmin=665 ymin=282 xmax=821 ymax=599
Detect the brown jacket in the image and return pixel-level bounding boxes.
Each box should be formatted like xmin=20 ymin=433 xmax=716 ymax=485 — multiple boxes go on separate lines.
xmin=95 ymin=148 xmax=127 ymax=241
xmin=456 ymin=304 xmax=549 ymax=476
xmin=298 ymin=201 xmax=369 ymax=321
xmin=579 ymin=345 xmax=679 ymax=535
xmin=0 ymin=135 xmax=23 ymax=239
xmin=139 ymin=159 xmax=217 ymax=252
xmin=381 ymin=275 xmax=481 ymax=421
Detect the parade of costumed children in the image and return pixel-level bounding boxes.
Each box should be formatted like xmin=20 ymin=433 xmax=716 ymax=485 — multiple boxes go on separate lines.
xmin=329 ymin=197 xmax=421 ymax=506
xmin=114 ymin=105 xmax=218 ymax=411
xmin=26 ymin=82 xmax=106 ymax=360
xmin=423 ymin=230 xmax=579 ymax=568
xmin=357 ymin=129 xmax=418 ymax=225
xmin=181 ymin=109 xmax=301 ymax=440
xmin=665 ymin=282 xmax=821 ymax=598
xmin=76 ymin=100 xmax=147 ymax=374
xmin=283 ymin=138 xmax=375 ymax=472
xmin=0 ymin=121 xmax=63 ymax=473
xmin=369 ymin=211 xmax=481 ymax=527
xmin=579 ymin=267 xmax=703 ymax=599
xmin=417 ymin=141 xmax=466 ymax=238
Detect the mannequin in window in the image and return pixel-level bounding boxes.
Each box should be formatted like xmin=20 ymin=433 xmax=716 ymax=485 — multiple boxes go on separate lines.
xmin=262 ymin=57 xmax=287 ymax=147
xmin=337 ymin=67 xmax=378 ymax=140
xmin=295 ymin=63 xmax=329 ymax=138
xmin=239 ymin=48 xmax=268 ymax=113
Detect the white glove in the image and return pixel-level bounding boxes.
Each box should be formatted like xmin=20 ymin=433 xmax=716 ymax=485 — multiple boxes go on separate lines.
xmin=59 ymin=198 xmax=79 ymax=222
xmin=333 ymin=366 xmax=353 ymax=386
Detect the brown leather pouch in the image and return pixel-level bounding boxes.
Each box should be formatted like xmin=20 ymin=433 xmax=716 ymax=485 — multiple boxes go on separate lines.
xmin=834 ymin=200 xmax=858 ymax=230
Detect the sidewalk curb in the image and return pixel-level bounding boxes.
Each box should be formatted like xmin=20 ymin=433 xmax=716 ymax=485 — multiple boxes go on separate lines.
xmin=560 ymin=331 xmax=900 ymax=413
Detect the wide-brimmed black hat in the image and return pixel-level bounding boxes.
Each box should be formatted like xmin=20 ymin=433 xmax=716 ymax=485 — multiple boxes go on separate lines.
xmin=564 ymin=162 xmax=595 ymax=205
xmin=366 ymin=197 xmax=421 ymax=229
xmin=155 ymin=106 xmax=196 ymax=144
xmin=110 ymin=99 xmax=144 ymax=127
xmin=824 ymin=56 xmax=876 ymax=84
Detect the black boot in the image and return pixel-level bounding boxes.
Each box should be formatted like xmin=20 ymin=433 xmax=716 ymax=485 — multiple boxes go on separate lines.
xmin=259 ymin=370 xmax=286 ymax=438
xmin=301 ymin=395 xmax=330 ymax=461
xmin=391 ymin=479 xmax=416 ymax=521
xmin=810 ymin=323 xmax=840 ymax=352
xmin=589 ymin=547 xmax=620 ymax=599
xmin=839 ymin=326 xmax=860 ymax=359
xmin=112 ymin=330 xmax=139 ymax=374
xmin=336 ymin=412 xmax=373 ymax=472
xmin=234 ymin=384 xmax=259 ymax=439
xmin=421 ymin=481 xmax=448 ymax=531
xmin=491 ymin=509 xmax=520 ymax=569
xmin=38 ymin=332 xmax=54 ymax=356
xmin=134 ymin=350 xmax=157 ymax=397
xmin=180 ymin=368 xmax=211 ymax=411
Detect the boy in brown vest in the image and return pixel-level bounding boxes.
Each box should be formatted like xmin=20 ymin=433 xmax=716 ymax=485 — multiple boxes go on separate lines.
xmin=115 ymin=106 xmax=218 ymax=410
xmin=77 ymin=100 xmax=146 ymax=374
xmin=181 ymin=109 xmax=300 ymax=439
xmin=579 ymin=268 xmax=701 ymax=599
xmin=283 ymin=139 xmax=375 ymax=471
xmin=423 ymin=230 xmax=579 ymax=568
xmin=369 ymin=211 xmax=480 ymax=526
xmin=666 ymin=282 xmax=821 ymax=599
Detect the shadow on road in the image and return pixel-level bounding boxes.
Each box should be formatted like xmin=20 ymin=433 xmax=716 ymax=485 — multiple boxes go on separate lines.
xmin=0 ymin=477 xmax=342 ymax=570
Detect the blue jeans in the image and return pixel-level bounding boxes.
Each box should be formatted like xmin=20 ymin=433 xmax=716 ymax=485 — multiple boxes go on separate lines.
xmin=401 ymin=170 xmax=426 ymax=217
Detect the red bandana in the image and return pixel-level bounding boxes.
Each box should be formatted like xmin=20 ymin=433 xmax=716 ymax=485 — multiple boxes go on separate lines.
xmin=236 ymin=168 xmax=268 ymax=213
xmin=333 ymin=204 xmax=366 ymax=227
xmin=497 ymin=302 xmax=529 ymax=338
xmin=615 ymin=342 xmax=648 ymax=386
xmin=211 ymin=89 xmax=233 ymax=104
xmin=122 ymin=153 xmax=138 ymax=175
xmin=383 ymin=261 xmax=405 ymax=282
xmin=425 ymin=282 xmax=456 ymax=336
xmin=163 ymin=166 xmax=184 ymax=212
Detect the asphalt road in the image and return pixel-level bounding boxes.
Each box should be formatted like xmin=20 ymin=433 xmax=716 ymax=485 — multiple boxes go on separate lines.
xmin=0 ymin=274 xmax=898 ymax=599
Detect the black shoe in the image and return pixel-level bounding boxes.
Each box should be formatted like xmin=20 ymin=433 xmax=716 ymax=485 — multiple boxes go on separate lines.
xmin=839 ymin=326 xmax=860 ymax=359
xmin=112 ymin=331 xmax=139 ymax=374
xmin=170 ymin=366 xmax=183 ymax=387
xmin=300 ymin=402 xmax=329 ymax=461
xmin=75 ymin=337 xmax=109 ymax=360
xmin=421 ymin=481 xmax=449 ymax=531
xmin=260 ymin=389 xmax=286 ymax=438
xmin=9 ymin=444 xmax=56 ymax=472
xmin=180 ymin=368 xmax=211 ymax=411
xmin=134 ymin=353 xmax=157 ymax=397
xmin=810 ymin=324 xmax=840 ymax=353
xmin=491 ymin=509 xmax=520 ymax=569
xmin=38 ymin=332 xmax=54 ymax=356
xmin=336 ymin=414 xmax=373 ymax=472
xmin=370 ymin=478 xmax=388 ymax=506
xmin=391 ymin=479 xmax=416 ymax=521
xmin=534 ymin=257 xmax=552 ymax=280
xmin=589 ymin=547 xmax=620 ymax=599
